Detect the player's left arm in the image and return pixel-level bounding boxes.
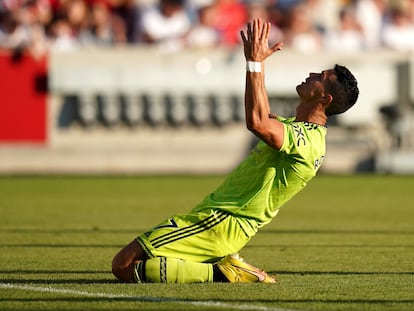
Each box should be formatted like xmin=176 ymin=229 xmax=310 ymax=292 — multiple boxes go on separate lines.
xmin=241 ymin=19 xmax=285 ymax=150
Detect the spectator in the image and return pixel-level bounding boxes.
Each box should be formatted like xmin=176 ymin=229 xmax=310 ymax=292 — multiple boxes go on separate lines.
xmin=0 ymin=2 xmax=50 ymax=58
xmin=245 ymin=0 xmax=284 ymax=46
xmin=67 ymin=0 xmax=93 ymax=43
xmin=324 ymin=6 xmax=365 ymax=53
xmin=49 ymin=15 xmax=79 ymax=52
xmin=2 ymin=0 xmax=414 ymax=54
xmin=85 ymin=1 xmax=127 ymax=46
xmin=106 ymin=0 xmax=140 ymax=43
xmin=36 ymin=0 xmax=54 ymax=29
xmin=207 ymin=0 xmax=248 ymax=48
xmin=28 ymin=21 xmax=49 ymax=58
xmin=302 ymin=0 xmax=342 ymax=34
xmin=382 ymin=4 xmax=414 ymax=51
xmin=283 ymin=3 xmax=323 ymax=53
xmin=0 ymin=10 xmax=31 ymax=51
xmin=139 ymin=0 xmax=192 ymax=52
xmin=355 ymin=0 xmax=387 ymax=49
xmin=185 ymin=4 xmax=219 ymax=49
xmin=408 ymin=0 xmax=414 ymax=22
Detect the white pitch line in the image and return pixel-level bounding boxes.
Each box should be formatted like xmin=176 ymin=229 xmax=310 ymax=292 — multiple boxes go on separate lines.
xmin=0 ymin=282 xmax=300 ymax=311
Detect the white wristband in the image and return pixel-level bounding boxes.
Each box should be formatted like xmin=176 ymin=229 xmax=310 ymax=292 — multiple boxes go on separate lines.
xmin=246 ymin=61 xmax=261 ymax=72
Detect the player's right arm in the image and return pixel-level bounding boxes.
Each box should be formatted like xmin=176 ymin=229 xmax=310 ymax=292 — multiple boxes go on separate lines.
xmin=241 ymin=19 xmax=285 ymax=150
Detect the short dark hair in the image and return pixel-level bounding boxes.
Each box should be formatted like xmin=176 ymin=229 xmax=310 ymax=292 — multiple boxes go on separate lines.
xmin=325 ymin=64 xmax=359 ymax=116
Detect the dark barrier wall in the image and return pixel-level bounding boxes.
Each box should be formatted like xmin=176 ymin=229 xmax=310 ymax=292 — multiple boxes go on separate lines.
xmin=0 ymin=53 xmax=48 ymax=144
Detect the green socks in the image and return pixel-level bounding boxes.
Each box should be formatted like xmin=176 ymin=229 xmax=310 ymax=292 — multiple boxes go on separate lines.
xmin=134 ymin=257 xmax=214 ymax=283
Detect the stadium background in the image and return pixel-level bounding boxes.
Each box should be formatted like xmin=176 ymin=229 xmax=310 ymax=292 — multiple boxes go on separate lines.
xmin=1 ymin=0 xmax=414 ymax=175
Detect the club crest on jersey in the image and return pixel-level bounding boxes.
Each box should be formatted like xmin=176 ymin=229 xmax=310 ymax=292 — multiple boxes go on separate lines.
xmin=293 ymin=124 xmax=306 ymax=146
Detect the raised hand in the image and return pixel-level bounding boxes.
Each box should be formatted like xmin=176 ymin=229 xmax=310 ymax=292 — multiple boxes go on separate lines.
xmin=240 ymin=19 xmax=284 ymax=62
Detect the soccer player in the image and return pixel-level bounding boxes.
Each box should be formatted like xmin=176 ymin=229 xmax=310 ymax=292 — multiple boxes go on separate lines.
xmin=112 ymin=18 xmax=359 ymax=283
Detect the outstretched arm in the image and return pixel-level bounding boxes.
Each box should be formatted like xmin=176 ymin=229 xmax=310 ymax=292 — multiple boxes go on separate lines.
xmin=240 ymin=19 xmax=285 ymax=149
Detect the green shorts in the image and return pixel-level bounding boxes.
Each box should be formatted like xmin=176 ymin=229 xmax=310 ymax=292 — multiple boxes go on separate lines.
xmin=136 ymin=209 xmax=252 ymax=263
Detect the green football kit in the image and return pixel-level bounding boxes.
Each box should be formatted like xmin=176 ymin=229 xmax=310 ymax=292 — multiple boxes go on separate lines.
xmin=137 ymin=116 xmax=327 ymax=264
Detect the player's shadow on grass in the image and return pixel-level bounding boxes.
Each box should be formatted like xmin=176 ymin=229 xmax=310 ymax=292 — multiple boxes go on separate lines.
xmin=0 ymin=278 xmax=118 ymax=284
xmin=247 ymin=243 xmax=414 ymax=248
xmin=259 ymin=229 xmax=414 ymax=234
xmin=0 ymin=228 xmax=147 ymax=234
xmin=0 ymin=244 xmax=123 ymax=248
xmin=0 ymin=270 xmax=108 ymax=274
xmin=269 ymin=270 xmax=414 ymax=276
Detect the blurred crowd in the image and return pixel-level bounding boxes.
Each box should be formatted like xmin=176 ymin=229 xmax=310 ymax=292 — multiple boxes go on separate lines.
xmin=1 ymin=0 xmax=414 ymax=58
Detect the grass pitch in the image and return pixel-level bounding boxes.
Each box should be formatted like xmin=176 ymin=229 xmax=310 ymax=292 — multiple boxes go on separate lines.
xmin=0 ymin=175 xmax=413 ymax=311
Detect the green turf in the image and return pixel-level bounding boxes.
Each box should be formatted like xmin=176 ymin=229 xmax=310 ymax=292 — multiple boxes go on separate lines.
xmin=0 ymin=175 xmax=413 ymax=311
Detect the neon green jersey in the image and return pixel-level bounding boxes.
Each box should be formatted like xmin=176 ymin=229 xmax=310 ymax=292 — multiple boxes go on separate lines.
xmin=192 ymin=117 xmax=327 ymax=235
